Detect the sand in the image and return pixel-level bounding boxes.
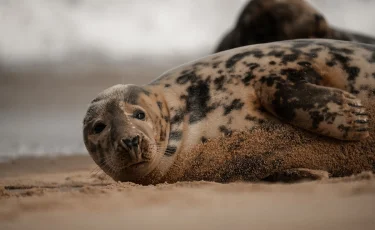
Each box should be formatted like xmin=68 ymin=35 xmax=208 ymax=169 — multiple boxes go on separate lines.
xmin=0 ymin=155 xmax=374 ymax=230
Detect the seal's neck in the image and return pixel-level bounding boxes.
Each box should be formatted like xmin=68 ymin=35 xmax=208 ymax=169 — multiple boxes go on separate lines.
xmin=143 ymin=85 xmax=184 ymax=178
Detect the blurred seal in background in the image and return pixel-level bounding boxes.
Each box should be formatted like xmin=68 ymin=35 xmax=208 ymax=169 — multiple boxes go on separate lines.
xmin=216 ymin=0 xmax=375 ymax=52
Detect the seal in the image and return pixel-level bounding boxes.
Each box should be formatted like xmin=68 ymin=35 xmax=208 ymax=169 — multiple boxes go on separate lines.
xmin=83 ymin=39 xmax=375 ymax=183
xmin=216 ymin=0 xmax=375 ymax=52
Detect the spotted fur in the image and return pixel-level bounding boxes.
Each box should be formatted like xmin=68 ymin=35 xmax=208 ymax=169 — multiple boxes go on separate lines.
xmin=83 ymin=39 xmax=375 ymax=183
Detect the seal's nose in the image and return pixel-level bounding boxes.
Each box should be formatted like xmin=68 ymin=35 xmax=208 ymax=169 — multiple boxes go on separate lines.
xmin=121 ymin=135 xmax=140 ymax=149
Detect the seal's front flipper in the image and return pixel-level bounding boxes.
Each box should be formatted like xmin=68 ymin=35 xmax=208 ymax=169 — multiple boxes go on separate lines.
xmin=263 ymin=168 xmax=329 ymax=183
xmin=256 ymin=79 xmax=369 ymax=140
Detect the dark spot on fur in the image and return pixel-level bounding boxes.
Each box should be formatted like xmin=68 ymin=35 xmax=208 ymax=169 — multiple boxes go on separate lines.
xmin=201 ymin=136 xmax=208 ymax=143
xmin=267 ymin=50 xmax=284 ymax=58
xmin=214 ymin=76 xmax=226 ymax=91
xmin=346 ymin=67 xmax=360 ymax=81
xmin=246 ymin=63 xmax=260 ymax=70
xmin=219 ymin=125 xmax=232 ymax=136
xmin=269 ymin=61 xmax=276 ymax=65
xmin=170 ymin=109 xmax=185 ymax=125
xmin=169 ymin=131 xmax=183 ymax=141
xmin=280 ymin=68 xmax=322 ymax=84
xmin=326 ymin=52 xmax=360 ymax=92
xmin=260 ymin=74 xmax=282 ymax=87
xmin=297 ymin=62 xmax=311 ymax=67
xmin=157 ymin=101 xmax=163 ymax=110
xmin=226 ymin=50 xmax=264 ymax=69
xmin=184 ymin=80 xmax=214 ymax=124
xmin=224 ymin=99 xmax=244 ymax=115
xmin=309 ymin=111 xmax=325 ymax=129
xmin=282 ymin=53 xmax=299 ymax=64
xmin=280 ymin=68 xmax=304 ymax=82
xmin=304 ymin=52 xmax=318 ymax=59
xmin=245 ymin=115 xmax=256 ymax=121
xmin=164 ymin=146 xmax=177 ymax=156
xmin=163 ymin=115 xmax=170 ymax=123
xmin=159 ymin=129 xmax=166 ymax=142
xmin=326 ymin=61 xmax=336 ymax=67
xmin=242 ymin=73 xmax=255 ymax=86
xmin=303 ymin=47 xmax=322 ymax=59
xmin=176 ymin=72 xmax=198 ymax=85
xmin=212 ymin=61 xmax=222 ymax=69
xmin=165 ymin=84 xmax=171 ymax=88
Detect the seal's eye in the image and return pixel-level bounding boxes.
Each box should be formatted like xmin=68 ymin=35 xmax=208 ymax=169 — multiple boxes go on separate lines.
xmin=133 ymin=110 xmax=146 ymax=120
xmin=93 ymin=122 xmax=106 ymax=134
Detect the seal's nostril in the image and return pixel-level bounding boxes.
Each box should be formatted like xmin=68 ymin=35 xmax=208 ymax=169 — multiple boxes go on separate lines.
xmin=132 ymin=135 xmax=140 ymax=147
xmin=121 ymin=136 xmax=139 ymax=149
xmin=122 ymin=138 xmax=133 ymax=149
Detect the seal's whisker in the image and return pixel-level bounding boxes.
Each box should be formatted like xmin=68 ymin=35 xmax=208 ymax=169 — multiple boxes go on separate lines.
xmin=90 ymin=167 xmax=103 ymax=178
xmin=89 ymin=166 xmax=101 ymax=175
xmin=89 ymin=159 xmax=109 ymax=178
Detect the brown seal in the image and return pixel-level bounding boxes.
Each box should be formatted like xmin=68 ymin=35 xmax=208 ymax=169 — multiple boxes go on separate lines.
xmin=216 ymin=0 xmax=375 ymax=52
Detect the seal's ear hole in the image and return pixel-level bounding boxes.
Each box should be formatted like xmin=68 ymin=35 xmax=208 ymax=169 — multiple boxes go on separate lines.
xmin=133 ymin=109 xmax=146 ymax=121
xmin=93 ymin=122 xmax=106 ymax=134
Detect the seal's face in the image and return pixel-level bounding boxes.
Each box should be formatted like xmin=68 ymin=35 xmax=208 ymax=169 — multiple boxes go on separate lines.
xmin=83 ymin=84 xmax=168 ymax=182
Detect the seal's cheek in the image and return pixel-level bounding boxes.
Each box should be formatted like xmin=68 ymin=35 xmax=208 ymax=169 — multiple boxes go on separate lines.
xmin=84 ymin=123 xmax=111 ymax=153
xmin=83 ymin=131 xmax=98 ymax=155
xmin=143 ymin=120 xmax=157 ymax=140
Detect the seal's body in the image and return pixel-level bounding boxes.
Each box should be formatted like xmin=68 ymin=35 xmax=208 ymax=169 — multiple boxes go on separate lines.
xmin=83 ymin=39 xmax=375 ymax=183
xmin=216 ymin=0 xmax=375 ymax=52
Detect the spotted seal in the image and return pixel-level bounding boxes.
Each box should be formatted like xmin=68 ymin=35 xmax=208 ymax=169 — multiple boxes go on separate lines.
xmin=216 ymin=0 xmax=375 ymax=52
xmin=83 ymin=39 xmax=375 ymax=183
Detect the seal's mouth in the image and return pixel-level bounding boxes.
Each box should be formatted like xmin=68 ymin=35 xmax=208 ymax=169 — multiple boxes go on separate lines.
xmin=98 ymin=134 xmax=160 ymax=182
xmin=127 ymin=161 xmax=149 ymax=169
xmin=112 ymin=135 xmax=155 ymax=171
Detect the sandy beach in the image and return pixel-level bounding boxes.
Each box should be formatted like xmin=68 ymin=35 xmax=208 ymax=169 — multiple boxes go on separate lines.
xmin=0 ymin=154 xmax=374 ymax=230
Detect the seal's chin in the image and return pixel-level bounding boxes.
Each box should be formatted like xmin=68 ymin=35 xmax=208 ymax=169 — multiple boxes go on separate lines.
xmin=128 ymin=161 xmax=149 ymax=168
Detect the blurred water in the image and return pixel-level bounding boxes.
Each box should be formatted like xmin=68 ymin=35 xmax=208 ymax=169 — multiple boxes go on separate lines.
xmin=1 ymin=0 xmax=374 ymax=64
xmin=0 ymin=0 xmax=375 ymax=160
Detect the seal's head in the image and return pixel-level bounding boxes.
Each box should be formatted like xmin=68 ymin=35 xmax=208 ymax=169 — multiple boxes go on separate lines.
xmin=83 ymin=84 xmax=169 ymax=182
xmin=216 ymin=0 xmax=331 ymax=52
